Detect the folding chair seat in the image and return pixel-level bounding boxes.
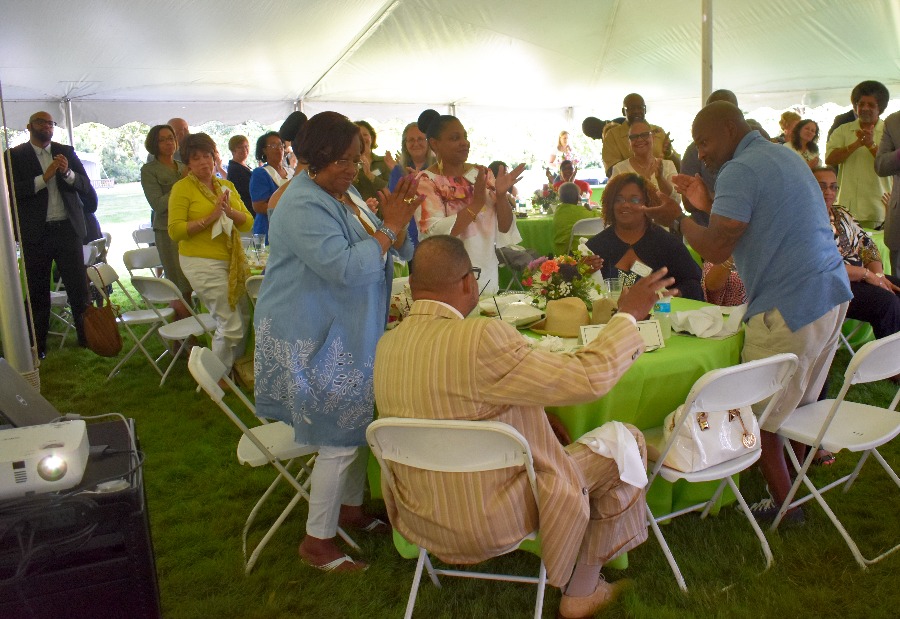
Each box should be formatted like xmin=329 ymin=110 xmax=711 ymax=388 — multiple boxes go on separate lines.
xmin=367 ymin=417 xmax=547 ymax=619
xmin=86 ymin=263 xmax=175 ymax=380
xmin=245 ymin=275 xmax=264 ymax=308
xmin=773 ymin=331 xmax=900 ymax=568
xmin=566 ymin=217 xmax=605 ymax=254
xmin=643 ymin=353 xmax=798 ymax=591
xmin=130 ymin=276 xmax=217 ymax=386
xmin=132 ymin=227 xmax=156 ymax=247
xmin=187 ymin=346 xmax=358 ymax=573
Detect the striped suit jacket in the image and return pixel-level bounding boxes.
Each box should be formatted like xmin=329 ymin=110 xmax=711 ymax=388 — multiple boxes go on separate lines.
xmin=373 ymin=300 xmax=644 ymax=586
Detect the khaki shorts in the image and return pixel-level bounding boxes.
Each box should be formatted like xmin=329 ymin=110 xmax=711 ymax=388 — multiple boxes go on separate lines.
xmin=742 ymin=303 xmax=848 ymax=431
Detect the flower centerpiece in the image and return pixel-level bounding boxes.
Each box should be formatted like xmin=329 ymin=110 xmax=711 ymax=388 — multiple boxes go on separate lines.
xmin=531 ymin=184 xmax=559 ymax=213
xmin=521 ymin=253 xmax=600 ymax=310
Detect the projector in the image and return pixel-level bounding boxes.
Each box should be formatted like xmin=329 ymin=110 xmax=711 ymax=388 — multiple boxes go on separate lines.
xmin=0 ymin=420 xmax=89 ymax=500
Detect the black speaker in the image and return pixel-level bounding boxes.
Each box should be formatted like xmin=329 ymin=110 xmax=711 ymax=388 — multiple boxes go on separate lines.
xmin=0 ymin=420 xmax=161 ymax=619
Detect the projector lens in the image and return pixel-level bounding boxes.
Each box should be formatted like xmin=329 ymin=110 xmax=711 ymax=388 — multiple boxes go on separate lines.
xmin=37 ymin=455 xmax=68 ymax=482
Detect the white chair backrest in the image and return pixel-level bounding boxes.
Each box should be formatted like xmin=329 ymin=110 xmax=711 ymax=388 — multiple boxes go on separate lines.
xmin=131 ymin=275 xmax=189 ymax=308
xmin=188 ymin=346 xmax=263 ymax=438
xmin=568 ymin=217 xmax=605 ymax=253
xmin=123 ymin=247 xmax=163 ymax=276
xmin=132 ymin=227 xmax=156 ymax=247
xmin=82 ymin=243 xmax=99 ymax=266
xmin=87 ymin=262 xmax=144 ymax=310
xmin=845 ymin=331 xmax=900 ymax=387
xmin=367 ymin=418 xmax=539 ymax=503
xmin=88 ymin=238 xmax=106 ymax=262
xmin=245 ymin=275 xmax=264 ymax=301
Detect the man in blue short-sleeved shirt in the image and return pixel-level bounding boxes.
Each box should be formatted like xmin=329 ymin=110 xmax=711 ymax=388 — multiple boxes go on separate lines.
xmin=646 ymin=102 xmax=851 ymax=525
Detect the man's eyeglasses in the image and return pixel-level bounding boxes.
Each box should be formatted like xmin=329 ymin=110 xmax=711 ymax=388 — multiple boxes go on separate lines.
xmin=818 ymin=182 xmax=839 ymax=192
xmin=468 ymin=266 xmax=481 ymax=281
xmin=614 ymin=196 xmax=644 ymax=205
xmin=333 ymin=159 xmax=363 ymax=171
xmin=31 ymin=118 xmax=57 ymax=128
xmin=628 ymin=131 xmax=652 ymax=141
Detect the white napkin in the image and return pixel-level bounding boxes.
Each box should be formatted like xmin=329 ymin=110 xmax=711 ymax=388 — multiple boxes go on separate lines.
xmin=670 ymin=304 xmax=746 ymax=339
xmin=209 ymin=212 xmax=233 ymax=239
xmin=576 ymin=421 xmax=648 ymax=488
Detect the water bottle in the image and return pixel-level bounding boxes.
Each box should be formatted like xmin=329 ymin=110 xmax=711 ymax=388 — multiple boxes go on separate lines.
xmin=654 ymin=296 xmax=672 ymax=340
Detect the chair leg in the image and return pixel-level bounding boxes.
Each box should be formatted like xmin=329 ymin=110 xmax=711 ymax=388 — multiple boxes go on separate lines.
xmin=646 ymin=502 xmax=687 ymax=592
xmin=700 ymin=478 xmax=729 ymax=519
xmin=108 ymin=324 xmax=164 ymax=380
xmin=533 ymin=561 xmax=547 ymax=619
xmin=842 ymin=450 xmax=870 ymax=493
xmin=728 ymin=477 xmax=773 ymax=571
xmin=159 ymin=336 xmax=191 ymax=386
xmin=404 ymin=548 xmax=429 ymax=619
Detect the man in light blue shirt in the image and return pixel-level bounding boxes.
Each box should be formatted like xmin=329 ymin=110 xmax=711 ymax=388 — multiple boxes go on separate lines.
xmin=646 ymin=102 xmax=851 ymax=524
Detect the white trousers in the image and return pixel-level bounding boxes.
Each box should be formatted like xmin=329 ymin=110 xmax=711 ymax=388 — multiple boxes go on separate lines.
xmin=179 ymin=254 xmax=248 ymax=369
xmin=306 ymin=445 xmax=367 ymax=539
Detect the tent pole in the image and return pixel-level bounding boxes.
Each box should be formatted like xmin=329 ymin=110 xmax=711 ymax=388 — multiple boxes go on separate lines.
xmin=0 ymin=142 xmax=36 ymax=374
xmin=701 ymin=0 xmax=713 ymax=104
xmin=64 ymin=98 xmax=75 ymax=146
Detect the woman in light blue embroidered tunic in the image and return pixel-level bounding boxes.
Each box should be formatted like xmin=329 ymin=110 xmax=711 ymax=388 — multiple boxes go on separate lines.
xmin=253 ymin=112 xmax=419 ymax=572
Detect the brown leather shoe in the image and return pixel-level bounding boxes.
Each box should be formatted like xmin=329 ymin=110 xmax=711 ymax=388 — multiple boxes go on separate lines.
xmin=557 ymin=578 xmax=631 ymax=619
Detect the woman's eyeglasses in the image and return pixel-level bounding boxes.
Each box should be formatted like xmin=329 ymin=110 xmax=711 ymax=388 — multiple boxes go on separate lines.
xmin=628 ymin=131 xmax=652 ymax=141
xmin=614 ymin=196 xmax=644 ymax=205
xmin=332 ymin=159 xmax=363 ymax=171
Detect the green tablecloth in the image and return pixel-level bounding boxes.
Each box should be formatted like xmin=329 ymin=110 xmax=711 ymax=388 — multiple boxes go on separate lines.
xmin=515 ymin=214 xmax=554 ymax=256
xmin=542 ymin=297 xmax=744 ymax=517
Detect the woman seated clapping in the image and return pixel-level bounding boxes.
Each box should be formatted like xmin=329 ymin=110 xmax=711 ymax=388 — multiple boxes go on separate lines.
xmin=585 ymin=173 xmax=703 ymax=300
xmin=816 ymin=166 xmax=900 ymax=339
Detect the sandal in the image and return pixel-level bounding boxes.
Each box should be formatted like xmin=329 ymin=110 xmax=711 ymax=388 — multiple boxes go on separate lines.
xmin=813 ymin=450 xmax=836 ymax=467
xmin=301 ymin=554 xmax=368 ymax=573
xmin=339 ymin=517 xmax=391 ymax=535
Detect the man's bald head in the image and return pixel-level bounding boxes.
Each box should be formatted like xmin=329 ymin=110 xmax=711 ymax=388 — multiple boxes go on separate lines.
xmin=706 ymin=89 xmax=738 ymax=106
xmin=167 ymin=118 xmax=190 ymax=142
xmin=691 ymin=102 xmax=751 ymax=173
xmin=622 ymin=93 xmax=647 ymax=124
xmin=410 ymin=236 xmax=478 ymax=314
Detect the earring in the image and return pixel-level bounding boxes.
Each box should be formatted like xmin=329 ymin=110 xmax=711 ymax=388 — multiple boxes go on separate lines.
xmin=308 ymin=168 xmax=317 ymax=179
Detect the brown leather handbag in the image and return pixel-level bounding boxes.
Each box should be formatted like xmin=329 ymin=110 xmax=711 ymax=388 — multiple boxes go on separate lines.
xmin=83 ymin=266 xmax=123 ymax=357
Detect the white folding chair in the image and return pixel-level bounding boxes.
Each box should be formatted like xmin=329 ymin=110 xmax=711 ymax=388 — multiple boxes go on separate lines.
xmin=367 ymin=418 xmax=547 ymax=619
xmin=130 ymin=276 xmax=217 ymax=386
xmin=773 ymin=332 xmax=900 ymax=568
xmin=86 ymin=263 xmax=175 ymax=380
xmin=566 ymin=217 xmax=605 ymax=254
xmin=644 ymin=353 xmax=798 ymax=591
xmin=132 ymin=227 xmax=156 ymax=247
xmin=87 ymin=238 xmax=106 ymax=265
xmin=48 ymin=290 xmax=74 ymax=348
xmin=188 ymin=346 xmax=358 ymax=573
xmin=123 ymin=247 xmax=164 ymax=279
xmin=245 ymin=275 xmax=264 ymax=308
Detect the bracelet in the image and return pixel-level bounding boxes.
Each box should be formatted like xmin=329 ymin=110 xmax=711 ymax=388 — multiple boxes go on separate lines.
xmin=377 ymin=224 xmax=398 ymax=244
xmin=466 ymin=207 xmax=480 ymax=219
xmin=674 ymin=212 xmax=688 ymax=224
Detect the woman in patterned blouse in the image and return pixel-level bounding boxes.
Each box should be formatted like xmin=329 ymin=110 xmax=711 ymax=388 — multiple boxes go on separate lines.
xmin=815 ymin=166 xmax=900 ymax=340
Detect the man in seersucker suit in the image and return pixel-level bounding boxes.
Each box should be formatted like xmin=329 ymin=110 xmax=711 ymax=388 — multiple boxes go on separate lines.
xmin=374 ymin=235 xmax=675 ymax=619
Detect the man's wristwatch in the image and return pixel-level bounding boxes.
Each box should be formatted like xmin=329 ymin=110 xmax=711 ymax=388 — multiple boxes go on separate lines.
xmin=674 ymin=212 xmax=689 ymax=224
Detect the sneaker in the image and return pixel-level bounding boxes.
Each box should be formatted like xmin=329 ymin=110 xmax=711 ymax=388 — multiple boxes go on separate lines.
xmin=750 ymin=498 xmax=804 ymax=525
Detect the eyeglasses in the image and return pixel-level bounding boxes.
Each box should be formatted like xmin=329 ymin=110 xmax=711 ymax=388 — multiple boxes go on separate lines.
xmin=31 ymin=118 xmax=57 ymax=127
xmin=614 ymin=196 xmax=644 ymax=205
xmin=158 ymin=136 xmax=176 ymax=143
xmin=266 ymin=143 xmax=285 ymax=150
xmin=332 ymin=159 xmax=363 ymax=171
xmin=467 ymin=266 xmax=481 ymax=281
xmin=628 ymin=131 xmax=652 ymax=141
xmin=817 ymin=182 xmax=839 ymax=191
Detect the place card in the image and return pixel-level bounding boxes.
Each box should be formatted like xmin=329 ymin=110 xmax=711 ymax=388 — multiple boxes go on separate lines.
xmin=580 ymin=319 xmax=665 ymax=351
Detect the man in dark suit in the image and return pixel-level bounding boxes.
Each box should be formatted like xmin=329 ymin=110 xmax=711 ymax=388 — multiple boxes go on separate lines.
xmin=4 ymin=110 xmax=98 ymax=357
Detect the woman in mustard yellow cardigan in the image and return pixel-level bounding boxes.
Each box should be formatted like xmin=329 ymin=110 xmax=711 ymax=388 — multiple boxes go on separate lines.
xmin=168 ymin=133 xmax=254 ymax=372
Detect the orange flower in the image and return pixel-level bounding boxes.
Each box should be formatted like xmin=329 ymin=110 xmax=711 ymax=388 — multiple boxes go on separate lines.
xmin=540 ymin=260 xmax=559 ymax=276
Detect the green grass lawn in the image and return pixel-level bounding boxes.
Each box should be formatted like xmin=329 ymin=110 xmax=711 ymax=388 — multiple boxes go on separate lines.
xmin=6 ymin=186 xmax=900 ymax=616
xmin=26 ymin=324 xmax=900 ymax=618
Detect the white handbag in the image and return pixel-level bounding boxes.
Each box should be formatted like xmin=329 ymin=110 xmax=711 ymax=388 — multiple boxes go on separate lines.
xmin=661 ymin=405 xmax=760 ymax=473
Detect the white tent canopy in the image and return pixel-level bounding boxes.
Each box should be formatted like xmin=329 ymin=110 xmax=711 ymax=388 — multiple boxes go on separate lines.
xmin=2 ymin=0 xmax=899 ymax=130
